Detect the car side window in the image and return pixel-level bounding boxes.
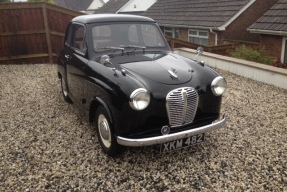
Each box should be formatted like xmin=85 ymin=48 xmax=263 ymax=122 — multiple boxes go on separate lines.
xmin=71 ymin=25 xmax=87 ymax=53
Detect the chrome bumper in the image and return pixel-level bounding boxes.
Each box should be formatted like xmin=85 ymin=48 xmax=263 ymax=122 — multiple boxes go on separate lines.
xmin=117 ymin=116 xmax=226 ymax=147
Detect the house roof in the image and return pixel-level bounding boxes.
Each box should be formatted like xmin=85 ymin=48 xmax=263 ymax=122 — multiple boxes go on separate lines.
xmin=54 ymin=0 xmax=94 ymax=12
xmin=248 ymin=0 xmax=287 ymax=35
xmin=142 ymin=0 xmax=254 ymax=30
xmin=94 ymin=0 xmax=129 ymax=14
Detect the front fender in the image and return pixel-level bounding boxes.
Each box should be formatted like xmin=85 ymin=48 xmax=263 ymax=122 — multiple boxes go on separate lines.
xmin=89 ymin=97 xmax=114 ymax=124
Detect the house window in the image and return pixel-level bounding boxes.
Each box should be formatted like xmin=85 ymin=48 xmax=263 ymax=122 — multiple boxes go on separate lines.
xmin=188 ymin=29 xmax=209 ymax=46
xmin=163 ymin=27 xmax=180 ymax=39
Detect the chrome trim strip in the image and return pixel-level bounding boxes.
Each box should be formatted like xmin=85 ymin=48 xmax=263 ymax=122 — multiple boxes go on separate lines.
xmin=117 ymin=116 xmax=226 ymax=147
xmin=182 ymin=89 xmax=187 ymax=124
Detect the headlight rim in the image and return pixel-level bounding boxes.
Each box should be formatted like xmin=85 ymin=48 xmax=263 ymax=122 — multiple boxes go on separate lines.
xmin=129 ymin=88 xmax=150 ymax=110
xmin=211 ymin=76 xmax=227 ymax=96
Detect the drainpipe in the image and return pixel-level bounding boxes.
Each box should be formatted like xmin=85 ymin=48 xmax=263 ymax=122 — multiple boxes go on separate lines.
xmin=209 ymin=29 xmax=218 ymax=46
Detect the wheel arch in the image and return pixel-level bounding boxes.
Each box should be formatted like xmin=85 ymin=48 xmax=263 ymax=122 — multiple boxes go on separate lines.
xmin=89 ymin=97 xmax=114 ymax=124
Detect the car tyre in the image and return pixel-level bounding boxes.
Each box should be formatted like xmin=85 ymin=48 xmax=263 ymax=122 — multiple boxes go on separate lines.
xmin=95 ymin=106 xmax=122 ymax=157
xmin=61 ymin=77 xmax=72 ymax=103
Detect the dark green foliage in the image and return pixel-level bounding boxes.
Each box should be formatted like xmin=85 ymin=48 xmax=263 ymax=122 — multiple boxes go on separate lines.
xmin=229 ymin=45 xmax=274 ymax=65
xmin=0 ymin=0 xmax=10 ymax=2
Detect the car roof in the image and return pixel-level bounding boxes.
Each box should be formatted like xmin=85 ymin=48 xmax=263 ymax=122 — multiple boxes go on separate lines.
xmin=72 ymin=14 xmax=155 ymax=24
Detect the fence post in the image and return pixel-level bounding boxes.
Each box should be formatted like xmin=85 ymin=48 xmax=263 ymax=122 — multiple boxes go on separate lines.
xmin=170 ymin=38 xmax=174 ymax=50
xmin=42 ymin=4 xmax=53 ymax=64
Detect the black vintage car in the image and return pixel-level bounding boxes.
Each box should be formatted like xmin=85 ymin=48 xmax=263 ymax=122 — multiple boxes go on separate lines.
xmin=57 ymin=14 xmax=227 ymax=156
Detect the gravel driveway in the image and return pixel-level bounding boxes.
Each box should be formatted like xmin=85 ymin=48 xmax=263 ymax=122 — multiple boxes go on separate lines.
xmin=0 ymin=64 xmax=286 ymax=191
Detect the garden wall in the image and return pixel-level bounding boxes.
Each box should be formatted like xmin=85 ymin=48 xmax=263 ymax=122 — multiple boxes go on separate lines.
xmin=175 ymin=48 xmax=287 ymax=90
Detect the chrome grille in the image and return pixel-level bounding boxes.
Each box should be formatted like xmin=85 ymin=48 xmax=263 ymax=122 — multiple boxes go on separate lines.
xmin=166 ymin=87 xmax=199 ymax=128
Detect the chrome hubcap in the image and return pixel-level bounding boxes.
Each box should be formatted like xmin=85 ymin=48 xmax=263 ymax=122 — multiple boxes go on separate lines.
xmin=98 ymin=114 xmax=111 ymax=148
xmin=62 ymin=78 xmax=68 ymax=96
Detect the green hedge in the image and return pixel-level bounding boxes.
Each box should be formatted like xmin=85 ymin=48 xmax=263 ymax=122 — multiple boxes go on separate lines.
xmin=229 ymin=45 xmax=274 ymax=65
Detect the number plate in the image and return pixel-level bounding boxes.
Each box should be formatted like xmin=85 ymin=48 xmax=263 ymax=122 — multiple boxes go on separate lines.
xmin=160 ymin=133 xmax=205 ymax=153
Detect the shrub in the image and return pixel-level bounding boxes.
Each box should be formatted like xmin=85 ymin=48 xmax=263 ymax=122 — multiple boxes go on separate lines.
xmin=229 ymin=45 xmax=274 ymax=65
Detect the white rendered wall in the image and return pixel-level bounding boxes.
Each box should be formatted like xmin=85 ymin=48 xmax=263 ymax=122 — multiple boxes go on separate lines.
xmin=88 ymin=0 xmax=105 ymax=10
xmin=174 ymin=48 xmax=287 ymax=90
xmin=118 ymin=0 xmax=157 ymax=12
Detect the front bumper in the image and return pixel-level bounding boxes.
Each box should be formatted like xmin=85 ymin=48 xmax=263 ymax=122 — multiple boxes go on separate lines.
xmin=117 ymin=116 xmax=226 ymax=147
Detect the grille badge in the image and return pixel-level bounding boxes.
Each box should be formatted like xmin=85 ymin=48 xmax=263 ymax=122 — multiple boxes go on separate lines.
xmin=161 ymin=125 xmax=170 ymax=135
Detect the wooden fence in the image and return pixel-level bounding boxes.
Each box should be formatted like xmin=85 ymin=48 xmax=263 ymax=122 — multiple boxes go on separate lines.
xmin=0 ymin=3 xmax=260 ymax=64
xmin=0 ymin=2 xmax=83 ymax=64
xmin=165 ymin=36 xmax=259 ymax=56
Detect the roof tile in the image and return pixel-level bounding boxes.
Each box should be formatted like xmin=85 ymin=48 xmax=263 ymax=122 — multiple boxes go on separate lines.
xmin=94 ymin=0 xmax=129 ymax=14
xmin=142 ymin=0 xmax=251 ymax=28
xmin=54 ymin=0 xmax=93 ymax=11
xmin=249 ymin=0 xmax=287 ymax=32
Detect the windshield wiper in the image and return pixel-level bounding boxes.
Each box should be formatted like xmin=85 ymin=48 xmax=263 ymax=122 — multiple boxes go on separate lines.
xmin=96 ymin=46 xmax=124 ymax=54
xmin=120 ymin=45 xmax=146 ymax=53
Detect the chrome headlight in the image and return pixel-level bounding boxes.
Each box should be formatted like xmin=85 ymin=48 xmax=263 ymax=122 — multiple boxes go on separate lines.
xmin=211 ymin=76 xmax=227 ymax=96
xmin=129 ymin=88 xmax=150 ymax=110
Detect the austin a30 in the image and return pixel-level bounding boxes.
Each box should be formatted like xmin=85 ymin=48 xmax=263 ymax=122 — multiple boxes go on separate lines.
xmin=57 ymin=14 xmax=227 ymax=156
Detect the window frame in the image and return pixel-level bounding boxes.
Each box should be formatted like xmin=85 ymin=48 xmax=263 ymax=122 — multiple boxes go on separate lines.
xmin=91 ymin=22 xmax=167 ymax=53
xmin=281 ymin=37 xmax=287 ymax=63
xmin=163 ymin=27 xmax=180 ymax=39
xmin=188 ymin=29 xmax=209 ymax=46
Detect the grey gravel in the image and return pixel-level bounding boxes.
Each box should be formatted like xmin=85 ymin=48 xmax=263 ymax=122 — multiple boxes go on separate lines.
xmin=0 ymin=64 xmax=287 ymax=191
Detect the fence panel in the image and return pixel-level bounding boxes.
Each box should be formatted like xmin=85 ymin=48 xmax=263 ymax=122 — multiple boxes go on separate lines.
xmin=165 ymin=36 xmax=259 ymax=56
xmin=0 ymin=2 xmax=82 ymax=64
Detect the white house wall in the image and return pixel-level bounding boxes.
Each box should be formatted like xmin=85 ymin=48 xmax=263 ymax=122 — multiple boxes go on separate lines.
xmin=88 ymin=0 xmax=105 ymax=10
xmin=118 ymin=0 xmax=156 ymax=12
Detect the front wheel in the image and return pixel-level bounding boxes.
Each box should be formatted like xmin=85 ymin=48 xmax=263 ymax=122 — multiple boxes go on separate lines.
xmin=95 ymin=106 xmax=122 ymax=156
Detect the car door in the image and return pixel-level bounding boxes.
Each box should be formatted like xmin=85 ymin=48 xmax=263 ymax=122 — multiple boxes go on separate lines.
xmin=66 ymin=23 xmax=88 ymax=109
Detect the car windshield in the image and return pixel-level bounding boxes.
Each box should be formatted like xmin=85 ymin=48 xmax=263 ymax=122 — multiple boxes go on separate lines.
xmin=91 ymin=23 xmax=166 ymax=52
